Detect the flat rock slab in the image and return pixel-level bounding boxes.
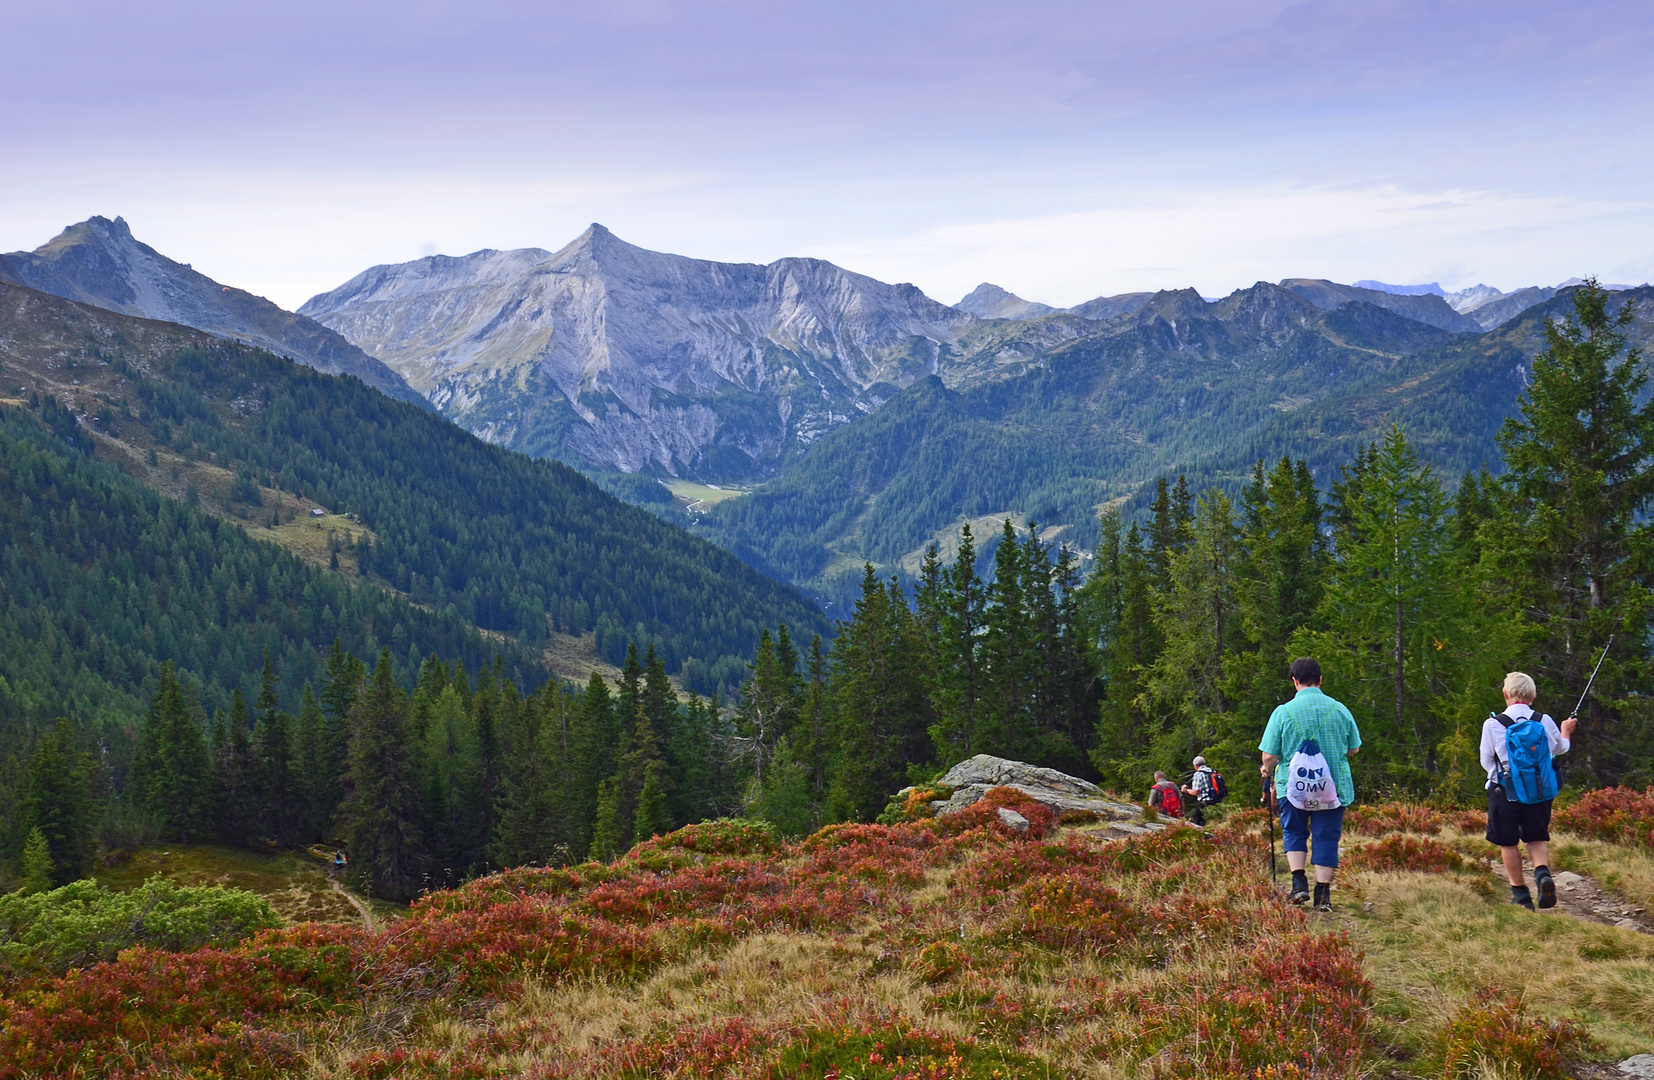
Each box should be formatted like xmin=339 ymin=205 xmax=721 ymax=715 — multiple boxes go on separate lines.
xmin=917 ymin=754 xmax=1146 ymax=821
xmin=1620 ymin=1054 xmax=1654 ymax=1078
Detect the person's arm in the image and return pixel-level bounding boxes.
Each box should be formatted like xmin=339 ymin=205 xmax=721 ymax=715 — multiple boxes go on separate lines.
xmin=1259 ymin=711 xmax=1282 ymax=778
xmin=1546 ymin=715 xmax=1574 ymax=755
xmin=1347 ymin=747 xmax=1360 ymax=758
xmin=1478 ymin=719 xmax=1498 ymax=775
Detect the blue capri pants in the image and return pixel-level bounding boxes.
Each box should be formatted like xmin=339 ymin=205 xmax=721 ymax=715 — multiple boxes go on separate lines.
xmin=1277 ymin=802 xmax=1346 ymax=868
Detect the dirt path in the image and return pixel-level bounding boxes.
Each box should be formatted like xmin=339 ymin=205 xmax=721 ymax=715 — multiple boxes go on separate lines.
xmin=1487 ymin=859 xmax=1650 ymax=931
xmin=329 ymin=873 xmax=377 ymax=932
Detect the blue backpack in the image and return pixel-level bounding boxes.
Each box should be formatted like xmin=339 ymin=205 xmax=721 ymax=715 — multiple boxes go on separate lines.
xmin=1496 ymin=712 xmax=1559 ymax=804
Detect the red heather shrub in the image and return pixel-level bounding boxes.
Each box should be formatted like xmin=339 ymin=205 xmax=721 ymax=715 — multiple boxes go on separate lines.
xmin=578 ymin=859 xmax=786 ymax=925
xmin=1346 ymin=834 xmax=1470 ymax=874
xmin=1095 ymin=933 xmax=1371 ymax=1079
xmin=1345 ymin=803 xmax=1445 ymax=836
xmin=1555 ymin=787 xmax=1654 ymax=846
xmin=608 ymin=1017 xmax=767 ymax=1079
xmin=951 ymin=838 xmax=1115 ymax=903
xmin=1440 ymin=987 xmax=1595 ymax=1080
xmin=768 ymin=1022 xmax=1049 ymax=1079
xmin=387 ymin=904 xmax=659 ymax=995
xmin=1446 ymin=809 xmax=1487 ymax=834
xmin=1014 ymin=875 xmax=1139 ymax=953
xmin=420 ymin=863 xmax=614 ymax=915
xmin=0 ymin=946 xmax=331 ymax=1079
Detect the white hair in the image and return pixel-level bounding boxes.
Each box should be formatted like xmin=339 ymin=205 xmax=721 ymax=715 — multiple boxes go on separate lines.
xmin=1504 ymin=671 xmax=1537 ymax=703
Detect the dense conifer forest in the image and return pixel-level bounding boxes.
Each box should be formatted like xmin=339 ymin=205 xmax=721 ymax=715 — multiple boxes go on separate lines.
xmin=3 ymin=282 xmax=1652 ymax=902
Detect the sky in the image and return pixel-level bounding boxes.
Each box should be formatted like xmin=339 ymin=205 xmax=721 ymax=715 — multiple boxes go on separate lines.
xmin=2 ymin=0 xmax=1652 ymax=310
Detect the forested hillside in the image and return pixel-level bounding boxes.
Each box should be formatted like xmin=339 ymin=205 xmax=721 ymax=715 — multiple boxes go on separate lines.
xmin=703 ymin=284 xmax=1654 ymax=608
xmin=0 ymin=282 xmax=827 ymax=691
xmin=712 ymin=284 xmax=1654 ymax=838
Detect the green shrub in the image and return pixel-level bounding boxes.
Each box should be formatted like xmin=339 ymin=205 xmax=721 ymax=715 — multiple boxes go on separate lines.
xmin=1440 ymin=987 xmax=1595 ymax=1080
xmin=0 ymin=875 xmax=281 ymax=975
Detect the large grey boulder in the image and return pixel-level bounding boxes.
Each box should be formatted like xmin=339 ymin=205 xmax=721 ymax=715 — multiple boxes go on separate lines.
xmin=924 ymin=754 xmax=1146 ymax=822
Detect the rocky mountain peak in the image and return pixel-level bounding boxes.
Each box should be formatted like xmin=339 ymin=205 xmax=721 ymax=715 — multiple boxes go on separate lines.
xmin=301 ymin=226 xmax=976 ymax=478
xmin=0 ymin=217 xmax=427 ymax=407
xmin=955 ymin=283 xmax=1056 ymax=321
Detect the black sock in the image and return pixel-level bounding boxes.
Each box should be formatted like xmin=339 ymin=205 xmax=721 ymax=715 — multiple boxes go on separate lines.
xmin=1292 ymin=870 xmax=1308 ymax=889
xmin=1534 ymin=865 xmax=1551 ymax=878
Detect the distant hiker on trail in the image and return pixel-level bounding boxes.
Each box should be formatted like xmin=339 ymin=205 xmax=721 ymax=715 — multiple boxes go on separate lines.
xmin=1259 ymin=657 xmax=1362 ymax=911
xmin=1182 ymin=756 xmax=1224 ymax=826
xmin=1148 ymin=771 xmax=1183 ymax=818
xmin=1482 ymin=671 xmax=1575 ymax=910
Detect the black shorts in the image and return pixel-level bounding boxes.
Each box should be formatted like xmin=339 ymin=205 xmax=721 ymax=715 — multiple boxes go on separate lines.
xmin=1486 ymin=785 xmax=1552 ymax=846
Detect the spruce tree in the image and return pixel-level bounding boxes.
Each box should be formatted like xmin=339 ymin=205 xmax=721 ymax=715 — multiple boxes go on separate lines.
xmin=572 ymin=672 xmax=620 ymax=858
xmin=253 ymin=651 xmax=301 ymax=846
xmin=22 ymin=721 xmax=95 ymax=886
xmin=212 ymin=690 xmax=258 ymax=845
xmin=130 ymin=662 xmax=212 ymax=843
xmin=1145 ymin=489 xmax=1243 ymax=772
xmin=1494 ymin=281 xmax=1654 ymax=782
xmin=748 ymin=737 xmax=814 ymax=838
xmin=734 ymin=628 xmax=801 ymax=785
xmin=926 ymin=528 xmax=984 ymax=764
xmin=341 ymin=650 xmax=427 ymax=900
xmin=826 ymin=566 xmax=932 ymax=822
xmin=1295 ymin=427 xmax=1476 ymax=793
xmin=794 ymin=636 xmax=833 ymax=811
xmin=1088 ymin=513 xmax=1162 ymax=788
xmin=293 ymin=684 xmax=340 ymax=841
xmin=19 ymin=826 xmax=54 ymax=894
xmin=1230 ymin=458 xmax=1327 ymax=733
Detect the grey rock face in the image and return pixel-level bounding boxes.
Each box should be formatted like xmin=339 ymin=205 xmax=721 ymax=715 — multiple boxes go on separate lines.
xmin=1066 ymin=291 xmax=1155 ymax=321
xmin=1279 ymin=278 xmax=1483 ymax=333
xmin=301 ymin=224 xmax=975 ymax=477
xmin=929 ymin=754 xmax=1144 ymax=820
xmin=1622 ymin=1053 xmax=1654 ymax=1078
xmin=0 ymin=217 xmax=427 ymax=408
xmin=955 ymin=283 xmax=1056 ymax=320
xmin=1459 ymin=286 xmax=1559 ymax=330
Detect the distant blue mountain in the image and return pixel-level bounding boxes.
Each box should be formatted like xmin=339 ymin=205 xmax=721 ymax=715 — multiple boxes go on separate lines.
xmin=1354 ymin=279 xmax=1448 ymax=297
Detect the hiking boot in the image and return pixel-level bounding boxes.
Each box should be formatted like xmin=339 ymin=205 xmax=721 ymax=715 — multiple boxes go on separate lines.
xmin=1312 ymin=883 xmax=1332 ymax=912
xmin=1510 ymin=885 xmax=1535 ymax=910
xmin=1288 ymin=873 xmax=1310 ymax=904
xmin=1535 ymin=867 xmax=1557 ymax=910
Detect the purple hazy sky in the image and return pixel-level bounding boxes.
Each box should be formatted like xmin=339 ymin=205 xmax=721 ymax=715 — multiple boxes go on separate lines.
xmin=2 ymin=0 xmax=1651 ymax=309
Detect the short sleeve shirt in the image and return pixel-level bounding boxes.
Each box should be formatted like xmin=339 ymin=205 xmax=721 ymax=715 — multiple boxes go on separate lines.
xmin=1259 ymin=686 xmax=1362 ymax=806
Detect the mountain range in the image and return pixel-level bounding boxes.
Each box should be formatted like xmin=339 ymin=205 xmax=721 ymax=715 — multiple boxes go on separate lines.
xmin=9 ymin=215 xmax=1650 ymax=608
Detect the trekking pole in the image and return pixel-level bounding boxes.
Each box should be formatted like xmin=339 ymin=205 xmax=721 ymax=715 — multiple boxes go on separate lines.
xmin=1572 ymin=636 xmax=1615 ymax=719
xmin=1262 ymin=775 xmax=1277 ymax=881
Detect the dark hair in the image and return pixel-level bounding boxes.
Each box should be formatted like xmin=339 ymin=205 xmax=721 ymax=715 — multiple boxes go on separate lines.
xmin=1289 ymin=657 xmax=1322 ymax=685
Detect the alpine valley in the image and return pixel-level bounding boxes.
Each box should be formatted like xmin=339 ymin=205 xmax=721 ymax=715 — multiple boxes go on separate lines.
xmin=291 ymin=224 xmax=1652 ymax=606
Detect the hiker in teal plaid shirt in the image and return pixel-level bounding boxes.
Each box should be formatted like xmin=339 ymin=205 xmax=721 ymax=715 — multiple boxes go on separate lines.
xmin=1260 ymin=657 xmax=1361 ymax=911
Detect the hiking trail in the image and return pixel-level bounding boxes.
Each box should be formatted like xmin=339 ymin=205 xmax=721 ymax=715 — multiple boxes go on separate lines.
xmin=1488 ymin=859 xmax=1650 ymax=931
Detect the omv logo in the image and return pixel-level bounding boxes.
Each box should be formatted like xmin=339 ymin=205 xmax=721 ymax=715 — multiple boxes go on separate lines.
xmin=1296 ymin=765 xmax=1325 ymax=780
